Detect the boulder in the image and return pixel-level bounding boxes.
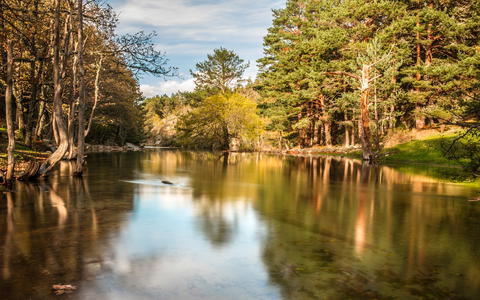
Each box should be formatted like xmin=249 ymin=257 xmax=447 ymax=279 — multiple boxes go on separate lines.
xmin=125 ymin=142 xmax=141 ymax=151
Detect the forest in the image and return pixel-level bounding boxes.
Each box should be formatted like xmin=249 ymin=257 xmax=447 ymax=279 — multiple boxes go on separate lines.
xmin=143 ymin=0 xmax=480 ymax=173
xmin=0 ymin=0 xmax=173 ymax=184
xmin=2 ymin=0 xmax=480 ymax=186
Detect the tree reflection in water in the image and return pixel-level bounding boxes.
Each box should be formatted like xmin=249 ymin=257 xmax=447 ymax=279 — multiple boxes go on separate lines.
xmin=0 ymin=152 xmax=479 ymax=299
xmin=0 ymin=160 xmax=135 ymax=299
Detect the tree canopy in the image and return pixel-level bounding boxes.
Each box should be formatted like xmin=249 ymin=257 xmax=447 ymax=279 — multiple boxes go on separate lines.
xmin=255 ymin=0 xmax=480 ymax=162
xmin=190 ymin=47 xmax=249 ymax=93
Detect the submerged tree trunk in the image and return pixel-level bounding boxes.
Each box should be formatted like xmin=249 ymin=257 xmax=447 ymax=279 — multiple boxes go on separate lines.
xmin=4 ymin=40 xmax=16 ymax=185
xmin=75 ymin=0 xmax=86 ymax=175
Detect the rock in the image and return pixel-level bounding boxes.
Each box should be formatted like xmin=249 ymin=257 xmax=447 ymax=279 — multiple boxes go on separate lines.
xmin=52 ymin=284 xmax=77 ymax=295
xmin=125 ymin=142 xmax=141 ymax=151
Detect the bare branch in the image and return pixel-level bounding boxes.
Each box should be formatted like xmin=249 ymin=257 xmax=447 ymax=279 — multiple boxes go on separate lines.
xmin=324 ymin=71 xmax=360 ymax=80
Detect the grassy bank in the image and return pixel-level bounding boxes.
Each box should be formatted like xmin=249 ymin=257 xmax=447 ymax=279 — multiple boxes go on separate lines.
xmin=378 ymin=132 xmax=480 ymax=185
xmin=381 ymin=134 xmax=459 ymax=166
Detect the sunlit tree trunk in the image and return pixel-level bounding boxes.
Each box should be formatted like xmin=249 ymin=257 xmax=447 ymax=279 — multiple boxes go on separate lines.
xmin=67 ymin=38 xmax=79 ymax=160
xmin=85 ymin=54 xmax=103 ymax=137
xmin=40 ymin=0 xmax=70 ymax=175
xmin=324 ymin=122 xmax=332 ymax=146
xmin=344 ymin=114 xmax=350 ymax=147
xmin=75 ymin=0 xmax=86 ymax=175
xmin=360 ymin=64 xmax=374 ymax=161
xmin=4 ymin=40 xmax=16 ymax=185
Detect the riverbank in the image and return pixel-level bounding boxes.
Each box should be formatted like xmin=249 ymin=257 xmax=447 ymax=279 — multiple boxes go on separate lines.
xmin=0 ymin=139 xmax=143 ymax=178
xmin=263 ymin=130 xmax=463 ymax=166
xmin=262 ymin=130 xmax=479 ymax=185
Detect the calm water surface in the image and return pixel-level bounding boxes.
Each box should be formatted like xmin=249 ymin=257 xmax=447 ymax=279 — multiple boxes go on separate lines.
xmin=1 ymin=151 xmax=480 ymax=299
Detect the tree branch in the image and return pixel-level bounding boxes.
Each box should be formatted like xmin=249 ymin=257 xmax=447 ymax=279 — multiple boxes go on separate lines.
xmin=324 ymin=71 xmax=360 ymax=80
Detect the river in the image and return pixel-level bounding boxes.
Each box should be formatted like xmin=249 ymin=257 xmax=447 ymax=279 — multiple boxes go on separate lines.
xmin=1 ymin=150 xmax=479 ymax=299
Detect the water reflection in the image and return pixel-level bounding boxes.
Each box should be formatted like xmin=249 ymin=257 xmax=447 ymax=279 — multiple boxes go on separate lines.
xmin=0 ymin=152 xmax=479 ymax=299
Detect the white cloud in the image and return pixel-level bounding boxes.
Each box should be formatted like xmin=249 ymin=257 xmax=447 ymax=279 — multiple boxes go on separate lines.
xmin=140 ymin=78 xmax=196 ymax=97
xmin=111 ymin=0 xmax=285 ymax=87
xmin=115 ymin=0 xmax=280 ymax=42
xmin=117 ymin=0 xmax=229 ymax=28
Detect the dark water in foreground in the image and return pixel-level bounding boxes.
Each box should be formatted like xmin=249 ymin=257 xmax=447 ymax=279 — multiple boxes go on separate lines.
xmin=1 ymin=151 xmax=480 ymax=300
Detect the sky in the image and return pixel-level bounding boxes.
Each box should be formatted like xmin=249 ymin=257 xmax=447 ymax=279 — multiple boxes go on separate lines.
xmin=108 ymin=0 xmax=283 ymax=97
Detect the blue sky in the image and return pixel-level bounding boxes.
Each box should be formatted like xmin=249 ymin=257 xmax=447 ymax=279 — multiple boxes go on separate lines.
xmin=108 ymin=0 xmax=283 ymax=97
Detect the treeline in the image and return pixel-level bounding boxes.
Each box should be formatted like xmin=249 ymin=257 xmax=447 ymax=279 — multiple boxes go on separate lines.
xmin=1 ymin=0 xmax=173 ymax=184
xmin=256 ymin=0 xmax=480 ymax=159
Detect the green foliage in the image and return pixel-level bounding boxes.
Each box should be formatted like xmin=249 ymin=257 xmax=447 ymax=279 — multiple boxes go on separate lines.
xmin=256 ymin=0 xmax=405 ymax=147
xmin=176 ymin=93 xmax=263 ymax=150
xmin=87 ymin=64 xmax=145 ymax=145
xmin=254 ymin=0 xmax=479 ymax=168
xmin=441 ymin=130 xmax=480 ymax=175
xmin=142 ymin=93 xmax=194 ymax=146
xmin=190 ymin=48 xmax=249 ymax=93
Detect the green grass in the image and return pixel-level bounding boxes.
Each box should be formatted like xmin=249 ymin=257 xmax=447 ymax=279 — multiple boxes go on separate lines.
xmin=0 ymin=131 xmax=49 ymax=162
xmin=378 ymin=133 xmax=480 ymax=186
xmin=381 ymin=134 xmax=459 ymax=166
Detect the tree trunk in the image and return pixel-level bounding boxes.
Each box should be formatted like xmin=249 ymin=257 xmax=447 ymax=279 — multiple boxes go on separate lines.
xmin=4 ymin=40 xmax=16 ymax=185
xmin=222 ymin=125 xmax=230 ymax=150
xmin=298 ymin=109 xmax=306 ymax=147
xmin=52 ymin=114 xmax=60 ymax=146
xmin=324 ymin=121 xmax=332 ymax=147
xmin=39 ymin=0 xmax=70 ymax=175
xmin=360 ymin=64 xmax=374 ymax=161
xmin=425 ymin=2 xmax=433 ymax=67
xmin=313 ymin=121 xmax=319 ymax=145
xmin=66 ymin=102 xmax=77 ymax=159
xmin=67 ymin=37 xmax=79 ymax=160
xmin=85 ymin=54 xmax=103 ymax=137
xmin=345 ymin=128 xmax=350 ymax=147
xmin=75 ymin=0 xmax=86 ymax=175
xmin=344 ymin=115 xmax=350 ymax=147
xmin=13 ymin=88 xmax=25 ymax=140
xmin=351 ymin=124 xmax=355 ymax=146
xmin=34 ymin=84 xmax=46 ymax=140
xmin=415 ymin=5 xmax=425 ymax=129
xmin=25 ymin=59 xmax=43 ymax=147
